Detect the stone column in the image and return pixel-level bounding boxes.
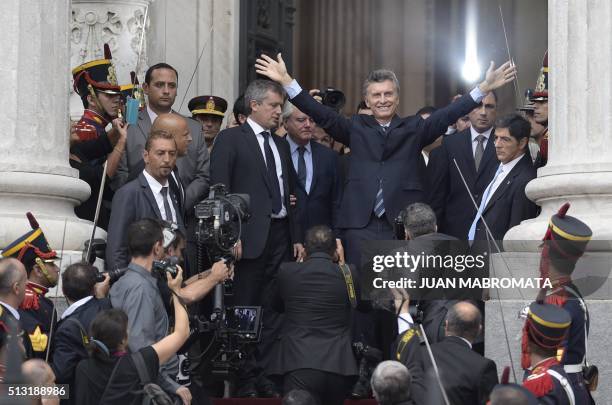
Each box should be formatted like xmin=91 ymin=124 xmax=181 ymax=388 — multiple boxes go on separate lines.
xmin=0 ymin=0 xmax=91 ymax=257
xmin=504 ymin=0 xmax=612 ymax=251
xmin=70 ymin=0 xmax=153 ymax=120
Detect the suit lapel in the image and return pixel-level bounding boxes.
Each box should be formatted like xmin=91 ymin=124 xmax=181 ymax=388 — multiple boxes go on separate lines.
xmin=137 ymin=110 xmax=152 ymax=142
xmin=272 ymin=134 xmax=291 ymax=197
xmin=382 ymin=115 xmax=403 ymax=160
xmin=458 ymin=130 xmax=477 ymax=185
xmin=139 ymin=173 xmax=163 ymax=219
xmin=241 ymin=124 xmax=273 ymax=195
xmin=483 ymin=155 xmax=529 ymax=213
xmin=308 ymin=141 xmax=319 ymax=194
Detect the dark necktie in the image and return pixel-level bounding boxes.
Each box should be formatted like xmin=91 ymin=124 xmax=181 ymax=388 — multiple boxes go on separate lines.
xmin=474 ymin=134 xmax=485 ymax=171
xmin=297 ymin=145 xmax=307 ymax=191
xmin=169 ymin=168 xmax=184 ymax=214
xmin=374 ymin=126 xmax=387 ymax=218
xmin=160 ymin=186 xmax=174 ymax=223
xmin=262 ymin=131 xmax=282 ymax=214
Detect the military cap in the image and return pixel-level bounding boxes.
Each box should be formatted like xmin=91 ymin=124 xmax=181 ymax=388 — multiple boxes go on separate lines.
xmin=530 ymin=51 xmax=548 ymax=101
xmin=517 ymin=89 xmax=535 ymax=112
xmin=525 ymin=302 xmax=571 ymax=349
xmin=1 ymin=213 xmax=59 ymax=272
xmin=72 ymin=43 xmax=121 ymax=97
xmin=544 ymin=202 xmax=592 ymax=262
xmin=188 ymin=95 xmax=228 ymax=118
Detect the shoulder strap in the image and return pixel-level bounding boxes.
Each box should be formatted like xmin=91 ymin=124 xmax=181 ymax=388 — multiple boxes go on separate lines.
xmin=101 ymin=356 xmax=126 ymax=402
xmin=131 ymin=350 xmax=152 ymax=385
xmin=64 ymin=317 xmax=89 ymax=346
xmin=547 ymin=369 xmax=576 ymax=405
xmin=338 ymin=264 xmax=357 ymax=309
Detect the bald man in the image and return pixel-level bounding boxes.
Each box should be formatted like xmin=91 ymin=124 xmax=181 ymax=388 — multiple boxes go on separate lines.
xmin=152 ymin=113 xmax=193 ymax=157
xmin=423 ymin=301 xmax=498 ymax=405
xmin=0 ymin=257 xmax=33 ymax=358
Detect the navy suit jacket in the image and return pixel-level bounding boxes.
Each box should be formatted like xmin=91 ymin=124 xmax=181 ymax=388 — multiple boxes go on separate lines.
xmin=210 ymin=123 xmax=301 ymax=259
xmin=289 ymin=90 xmax=480 ymax=228
xmin=291 ymin=141 xmax=341 ymax=237
xmin=427 ymin=128 xmax=499 ymax=239
xmin=473 ymin=153 xmax=537 ymax=241
xmin=106 ymin=172 xmax=185 ymax=270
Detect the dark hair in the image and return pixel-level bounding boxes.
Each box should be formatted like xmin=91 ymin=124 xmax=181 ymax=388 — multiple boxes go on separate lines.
xmin=416 ymin=106 xmax=437 ymax=117
xmin=89 ymin=309 xmax=128 ymax=358
xmin=233 ymin=94 xmax=248 ymax=123
xmin=356 ymin=100 xmax=369 ymax=113
xmin=62 ymin=262 xmax=98 ymax=302
xmin=244 ymin=79 xmax=286 ymax=115
xmin=528 ymin=340 xmax=557 ymax=360
xmin=127 ymin=218 xmax=163 ymax=258
xmin=168 ymin=228 xmax=185 ymax=251
xmin=490 ymin=384 xmax=534 ymax=405
xmin=304 ymin=225 xmax=336 ymax=256
xmin=282 ymin=389 xmax=316 ymax=405
xmin=145 ymin=129 xmax=177 ymax=151
xmin=446 ymin=301 xmax=482 ymax=342
xmin=403 ymin=203 xmax=437 ymax=238
xmin=144 ymin=63 xmax=178 ymax=85
xmin=0 ymin=258 xmax=22 ymax=295
xmin=495 ymin=113 xmax=531 ymax=145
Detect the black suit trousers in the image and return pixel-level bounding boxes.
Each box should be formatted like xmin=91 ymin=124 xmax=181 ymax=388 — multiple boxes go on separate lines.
xmin=284 ymin=369 xmax=355 ymax=405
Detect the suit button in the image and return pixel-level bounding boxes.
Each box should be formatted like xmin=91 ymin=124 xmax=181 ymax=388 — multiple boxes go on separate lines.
xmin=474 ymin=194 xmax=479 ymax=199
xmin=381 ymin=161 xmax=385 ymax=165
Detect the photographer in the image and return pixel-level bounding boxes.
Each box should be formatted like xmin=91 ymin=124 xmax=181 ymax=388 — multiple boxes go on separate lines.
xmin=109 ymin=218 xmax=191 ymax=404
xmin=74 ymin=267 xmax=189 ymax=404
xmin=50 ymin=262 xmax=111 ymax=405
xmin=269 ymin=225 xmax=358 ymax=405
xmin=164 ymin=228 xmax=232 ymax=305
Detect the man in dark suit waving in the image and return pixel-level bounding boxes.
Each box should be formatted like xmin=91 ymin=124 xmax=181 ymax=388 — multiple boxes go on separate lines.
xmin=427 ymin=91 xmax=500 ymax=239
xmin=210 ymin=79 xmax=303 ymax=396
xmin=269 ymin=225 xmax=358 ymax=405
xmin=255 ymin=54 xmax=516 ymax=268
xmin=283 ymin=103 xmax=340 ymax=235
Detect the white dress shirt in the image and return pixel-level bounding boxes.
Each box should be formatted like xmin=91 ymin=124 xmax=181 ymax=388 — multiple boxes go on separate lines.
xmin=246 ymin=117 xmax=287 ymax=218
xmin=0 ymin=300 xmax=20 ymax=320
xmin=143 ymin=169 xmax=178 ymax=223
xmin=470 ymin=126 xmax=494 ymax=156
xmin=481 ymin=153 xmax=525 ymax=209
xmin=61 ymin=296 xmax=94 ymax=320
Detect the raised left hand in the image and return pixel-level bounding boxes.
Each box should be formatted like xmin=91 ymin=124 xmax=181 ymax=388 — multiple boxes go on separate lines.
xmin=255 ymin=53 xmax=294 ymax=86
xmin=293 ymin=243 xmax=305 ymax=262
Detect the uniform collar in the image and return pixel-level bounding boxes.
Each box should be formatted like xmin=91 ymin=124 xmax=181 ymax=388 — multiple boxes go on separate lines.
xmin=26 ymin=281 xmax=49 ymax=296
xmin=83 ymin=109 xmax=110 ymax=127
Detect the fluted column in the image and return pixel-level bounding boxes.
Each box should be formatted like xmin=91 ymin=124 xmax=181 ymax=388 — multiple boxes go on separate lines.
xmin=0 ymin=0 xmax=91 ymax=253
xmin=505 ymin=0 xmax=612 ymax=251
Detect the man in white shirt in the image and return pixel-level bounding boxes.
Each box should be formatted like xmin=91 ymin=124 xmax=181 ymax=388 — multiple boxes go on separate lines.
xmin=467 ymin=113 xmax=537 ymax=242
xmin=106 ymin=131 xmax=184 ymax=270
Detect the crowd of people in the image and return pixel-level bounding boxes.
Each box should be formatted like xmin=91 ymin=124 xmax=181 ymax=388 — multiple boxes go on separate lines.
xmin=0 ymin=41 xmax=597 ymax=405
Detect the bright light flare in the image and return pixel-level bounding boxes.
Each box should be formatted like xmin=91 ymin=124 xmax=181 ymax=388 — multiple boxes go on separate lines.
xmin=461 ymin=0 xmax=480 ymax=83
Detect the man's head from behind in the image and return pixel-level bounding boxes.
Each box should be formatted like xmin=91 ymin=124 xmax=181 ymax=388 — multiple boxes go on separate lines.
xmin=283 ymin=103 xmax=314 ymax=146
xmin=304 ymin=225 xmax=336 ymax=257
xmin=469 ymin=91 xmax=497 ymax=133
xmin=127 ymin=218 xmax=164 ymax=261
xmin=152 ymin=114 xmax=192 ymax=157
xmin=62 ymin=262 xmax=98 ymax=304
xmin=363 ymin=69 xmax=400 ymax=123
xmin=490 ymin=384 xmax=538 ymax=405
xmin=494 ymin=113 xmax=530 ymax=164
xmin=371 ymin=360 xmax=412 ymax=405
xmin=0 ymin=258 xmax=27 ymax=307
xmin=403 ymin=202 xmax=437 ymax=240
xmin=143 ymin=63 xmax=178 ymax=112
xmin=282 ymin=389 xmax=316 ymax=405
xmin=143 ymin=130 xmax=177 ymax=183
xmin=245 ymin=79 xmax=285 ymax=130
xmin=445 ymin=301 xmax=482 ymax=343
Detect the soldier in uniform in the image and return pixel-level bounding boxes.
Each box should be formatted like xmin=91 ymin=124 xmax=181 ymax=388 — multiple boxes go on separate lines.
xmin=521 ymin=302 xmax=575 ymax=404
xmin=536 ymin=202 xmax=595 ymax=404
xmin=70 ymin=43 xmax=128 ymax=230
xmin=188 ymin=95 xmax=228 ymax=151
xmin=531 ymin=51 xmax=548 ymax=168
xmin=517 ymin=88 xmax=547 ymax=166
xmin=1 ymin=213 xmax=60 ymax=360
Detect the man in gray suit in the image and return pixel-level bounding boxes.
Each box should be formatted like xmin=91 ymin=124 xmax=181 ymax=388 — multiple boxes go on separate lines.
xmin=111 ymin=63 xmax=210 ymax=274
xmin=111 ymin=62 xmax=209 ymax=218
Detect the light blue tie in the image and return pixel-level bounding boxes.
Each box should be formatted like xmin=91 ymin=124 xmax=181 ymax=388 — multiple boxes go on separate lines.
xmin=467 ymin=165 xmax=503 ymax=242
